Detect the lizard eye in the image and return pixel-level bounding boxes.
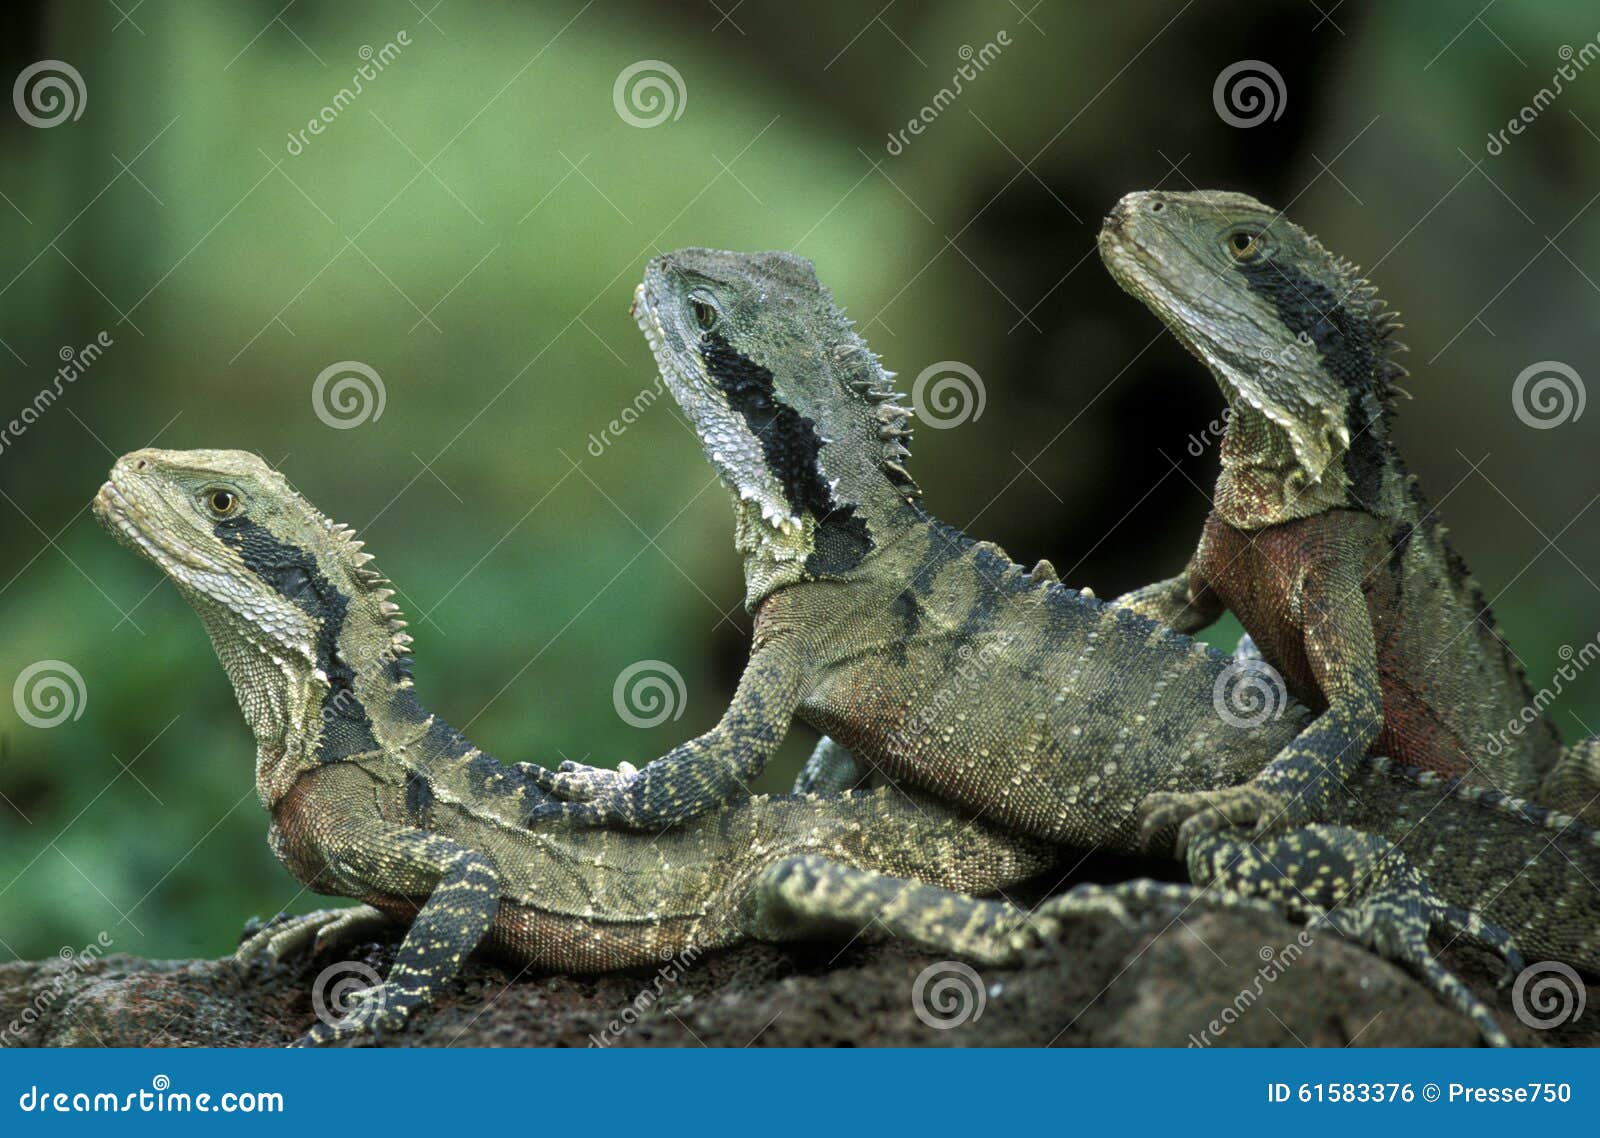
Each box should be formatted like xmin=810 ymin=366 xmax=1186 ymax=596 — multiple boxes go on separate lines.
xmin=1226 ymin=230 xmax=1262 ymax=261
xmin=690 ymin=297 xmax=718 ymax=332
xmin=204 ymin=488 xmax=241 ymax=518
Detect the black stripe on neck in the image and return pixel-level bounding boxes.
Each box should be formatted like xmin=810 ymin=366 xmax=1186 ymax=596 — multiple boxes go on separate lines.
xmin=214 ymin=517 xmax=379 ymax=761
xmin=698 ymin=331 xmax=872 ymax=574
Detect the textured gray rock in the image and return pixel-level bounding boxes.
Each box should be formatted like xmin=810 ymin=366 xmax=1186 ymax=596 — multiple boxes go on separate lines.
xmin=3 ymin=902 xmax=1584 ymax=1047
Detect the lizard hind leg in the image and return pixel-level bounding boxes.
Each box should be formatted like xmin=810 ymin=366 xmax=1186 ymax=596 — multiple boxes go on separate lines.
xmin=235 ymin=905 xmax=394 ymax=967
xmin=750 ymin=855 xmax=1046 ymax=967
xmin=1187 ymin=824 xmax=1520 ymax=1047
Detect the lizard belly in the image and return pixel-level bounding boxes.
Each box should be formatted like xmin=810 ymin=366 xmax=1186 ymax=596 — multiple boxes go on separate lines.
xmin=1197 ymin=511 xmax=1527 ymax=782
xmin=1194 ymin=513 xmax=1320 ymax=703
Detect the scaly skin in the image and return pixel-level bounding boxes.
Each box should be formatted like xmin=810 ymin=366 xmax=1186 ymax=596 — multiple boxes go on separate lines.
xmin=93 ymin=448 xmax=1083 ymax=1044
xmin=113 ymin=450 xmax=1531 ymax=1042
xmin=515 ymin=250 xmax=1600 ymax=1043
xmin=1097 ymin=189 xmax=1600 ymax=846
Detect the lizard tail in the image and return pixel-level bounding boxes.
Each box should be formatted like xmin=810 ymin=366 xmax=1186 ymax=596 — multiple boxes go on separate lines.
xmin=1534 ymin=737 xmax=1600 ymax=827
xmin=1344 ymin=755 xmax=1600 ymax=973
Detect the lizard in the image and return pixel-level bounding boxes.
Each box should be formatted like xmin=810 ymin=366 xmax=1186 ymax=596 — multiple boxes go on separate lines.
xmin=506 ymin=248 xmax=1600 ymax=1009
xmin=1096 ymin=188 xmax=1600 ymax=849
xmin=96 ymin=448 xmax=1565 ymax=1047
xmin=91 ymin=447 xmax=1079 ymax=1043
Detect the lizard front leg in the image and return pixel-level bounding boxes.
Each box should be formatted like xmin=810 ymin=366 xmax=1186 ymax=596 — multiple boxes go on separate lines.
xmin=298 ymin=820 xmax=500 ymax=1047
xmin=1143 ymin=562 xmax=1383 ymax=851
xmin=1112 ymin=557 xmax=1225 ymax=635
xmin=793 ymin=736 xmax=871 ymax=794
xmin=522 ymin=640 xmax=809 ymax=829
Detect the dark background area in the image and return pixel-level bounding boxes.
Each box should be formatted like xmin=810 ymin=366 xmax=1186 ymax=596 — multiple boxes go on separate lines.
xmin=1 ymin=0 xmax=1596 ymax=960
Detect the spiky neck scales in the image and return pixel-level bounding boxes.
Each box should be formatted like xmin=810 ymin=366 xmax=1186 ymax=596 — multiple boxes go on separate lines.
xmin=201 ymin=515 xmax=418 ymax=804
xmin=632 ymin=250 xmax=925 ymax=610
xmin=703 ymin=327 xmax=922 ymax=607
xmin=1215 ymin=252 xmax=1408 ymax=525
xmin=1098 ymin=190 xmax=1409 ymax=529
xmin=93 ymin=451 xmax=419 ymax=805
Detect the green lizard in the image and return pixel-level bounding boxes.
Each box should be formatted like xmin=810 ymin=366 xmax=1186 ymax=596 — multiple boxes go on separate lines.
xmin=1097 ymin=189 xmax=1600 ymax=848
xmin=512 ymin=249 xmax=1598 ymax=998
xmin=92 ymin=448 xmax=1086 ymax=1044
xmin=95 ymin=449 xmax=1574 ymax=1046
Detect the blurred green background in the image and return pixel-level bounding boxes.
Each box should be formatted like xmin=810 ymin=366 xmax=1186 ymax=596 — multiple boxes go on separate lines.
xmin=1 ymin=0 xmax=1597 ymax=960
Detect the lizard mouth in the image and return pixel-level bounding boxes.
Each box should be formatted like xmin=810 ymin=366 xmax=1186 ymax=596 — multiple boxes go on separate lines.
xmin=93 ymin=479 xmax=159 ymax=557
xmin=631 ymin=279 xmax=666 ymax=359
xmin=93 ymin=474 xmax=233 ymax=577
xmin=631 ymin=263 xmax=705 ymax=410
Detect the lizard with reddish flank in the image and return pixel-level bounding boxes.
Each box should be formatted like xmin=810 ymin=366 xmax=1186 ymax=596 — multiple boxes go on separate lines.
xmin=1097 ymin=189 xmax=1600 ymax=849
xmin=507 ymin=248 xmax=1600 ymax=1041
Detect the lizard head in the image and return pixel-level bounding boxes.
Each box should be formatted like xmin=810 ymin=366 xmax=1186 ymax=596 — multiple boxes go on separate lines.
xmin=94 ymin=448 xmax=410 ymax=751
xmin=633 ymin=248 xmax=918 ymax=599
xmin=1098 ymin=189 xmax=1403 ymax=489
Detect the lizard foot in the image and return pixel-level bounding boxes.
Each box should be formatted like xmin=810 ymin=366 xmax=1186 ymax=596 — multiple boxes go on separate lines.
xmin=1187 ymin=824 xmax=1522 ymax=1047
xmin=235 ymin=905 xmax=392 ymax=968
xmin=1141 ymin=781 xmax=1304 ymax=857
xmin=517 ymin=760 xmax=642 ymax=825
xmin=295 ymin=980 xmax=417 ymax=1047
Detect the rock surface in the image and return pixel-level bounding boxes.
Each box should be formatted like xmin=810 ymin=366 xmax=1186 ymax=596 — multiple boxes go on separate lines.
xmin=2 ymin=903 xmax=1590 ymax=1047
